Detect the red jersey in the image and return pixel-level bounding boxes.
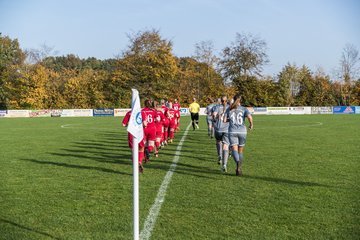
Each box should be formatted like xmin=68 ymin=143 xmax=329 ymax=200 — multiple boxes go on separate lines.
xmin=141 ymin=107 xmax=157 ymax=128
xmin=167 ymin=108 xmax=179 ymax=121
xmin=161 ymin=105 xmax=168 ymax=115
xmin=122 ymin=110 xmax=146 ymax=148
xmin=122 ymin=111 xmax=132 ymax=126
xmin=173 ymin=102 xmax=181 ymax=112
xmin=155 ymin=110 xmax=166 ymax=126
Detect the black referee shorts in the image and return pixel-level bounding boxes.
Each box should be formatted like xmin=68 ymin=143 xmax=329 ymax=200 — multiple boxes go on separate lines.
xmin=190 ymin=112 xmax=199 ymax=121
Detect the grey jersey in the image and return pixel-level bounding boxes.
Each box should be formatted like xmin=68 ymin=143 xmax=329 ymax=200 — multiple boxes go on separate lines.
xmin=205 ymin=103 xmax=216 ymax=120
xmin=226 ymin=106 xmax=250 ymax=133
xmin=213 ymin=104 xmax=229 ymax=132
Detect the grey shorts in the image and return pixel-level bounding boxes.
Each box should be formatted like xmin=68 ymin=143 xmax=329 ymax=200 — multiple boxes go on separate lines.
xmin=229 ymin=132 xmax=247 ymax=147
xmin=214 ymin=131 xmax=230 ymax=145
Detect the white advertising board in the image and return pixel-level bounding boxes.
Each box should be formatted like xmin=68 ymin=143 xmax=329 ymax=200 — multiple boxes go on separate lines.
xmin=6 ymin=110 xmax=30 ymax=118
xmin=267 ymin=107 xmax=290 ymax=115
xmin=114 ymin=108 xmax=131 ymax=117
xmin=73 ymin=109 xmax=93 ymax=117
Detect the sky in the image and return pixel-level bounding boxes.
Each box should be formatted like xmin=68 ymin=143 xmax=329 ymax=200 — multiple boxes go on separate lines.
xmin=1 ymin=0 xmax=359 ymax=77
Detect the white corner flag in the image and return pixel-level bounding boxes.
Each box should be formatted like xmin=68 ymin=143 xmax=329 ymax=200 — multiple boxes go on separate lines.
xmin=127 ymin=89 xmax=143 ymax=240
xmin=127 ymin=89 xmax=144 ymax=143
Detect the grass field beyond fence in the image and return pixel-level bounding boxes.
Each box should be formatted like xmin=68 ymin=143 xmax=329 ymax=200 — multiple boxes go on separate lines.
xmin=0 ymin=115 xmax=359 ymax=240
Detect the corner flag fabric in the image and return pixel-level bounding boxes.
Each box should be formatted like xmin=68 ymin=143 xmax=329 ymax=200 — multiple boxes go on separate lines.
xmin=127 ymin=89 xmax=143 ymax=143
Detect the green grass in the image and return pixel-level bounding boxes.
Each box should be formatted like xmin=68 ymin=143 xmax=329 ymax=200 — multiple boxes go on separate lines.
xmin=0 ymin=115 xmax=359 ymax=239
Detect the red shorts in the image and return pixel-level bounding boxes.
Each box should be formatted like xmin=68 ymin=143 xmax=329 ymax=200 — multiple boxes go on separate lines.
xmin=169 ymin=119 xmax=177 ymax=129
xmin=155 ymin=124 xmax=163 ymax=138
xmin=163 ymin=118 xmax=169 ymax=127
xmin=128 ymin=133 xmax=145 ymax=148
xmin=144 ymin=125 xmax=156 ymax=141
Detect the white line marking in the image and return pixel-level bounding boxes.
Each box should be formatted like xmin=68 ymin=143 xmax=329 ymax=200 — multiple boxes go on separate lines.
xmin=140 ymin=122 xmax=192 ymax=240
xmin=60 ymin=124 xmax=76 ymax=128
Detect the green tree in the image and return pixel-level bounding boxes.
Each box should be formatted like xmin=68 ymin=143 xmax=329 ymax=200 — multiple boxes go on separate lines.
xmin=256 ymin=78 xmax=278 ymax=106
xmin=294 ymin=66 xmax=314 ymax=106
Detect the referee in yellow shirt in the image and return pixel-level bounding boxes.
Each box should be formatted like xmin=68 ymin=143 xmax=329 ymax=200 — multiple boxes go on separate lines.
xmin=189 ymin=97 xmax=200 ymax=130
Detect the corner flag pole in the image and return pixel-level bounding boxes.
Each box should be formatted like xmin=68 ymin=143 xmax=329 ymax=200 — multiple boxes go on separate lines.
xmin=127 ymin=89 xmax=143 ymax=240
xmin=133 ymin=136 xmax=139 ymax=240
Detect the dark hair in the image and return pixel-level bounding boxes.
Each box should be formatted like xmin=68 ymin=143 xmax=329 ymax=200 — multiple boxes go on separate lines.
xmin=152 ymin=100 xmax=158 ymax=108
xmin=230 ymin=94 xmax=241 ymax=110
xmin=144 ymin=99 xmax=152 ymax=108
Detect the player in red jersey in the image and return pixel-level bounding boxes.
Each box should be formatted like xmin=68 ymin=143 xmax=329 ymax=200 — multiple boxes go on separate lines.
xmin=167 ymin=102 xmax=180 ymax=143
xmin=173 ymin=98 xmax=181 ymax=132
xmin=141 ymin=99 xmax=157 ymax=161
xmin=154 ymin=103 xmax=166 ymax=157
xmin=122 ymin=110 xmax=147 ymax=173
xmin=160 ymin=99 xmax=169 ymax=146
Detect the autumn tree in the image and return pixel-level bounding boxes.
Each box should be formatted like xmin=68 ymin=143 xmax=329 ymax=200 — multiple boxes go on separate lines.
xmin=102 ymin=59 xmax=132 ymax=108
xmin=121 ymin=29 xmax=178 ymax=100
xmin=220 ymin=33 xmax=269 ymax=81
xmin=219 ymin=33 xmax=269 ymax=105
xmin=63 ymin=69 xmax=106 ymax=108
xmin=276 ymin=64 xmax=299 ymax=106
xmin=350 ymin=80 xmax=360 ymax=105
xmin=312 ymin=69 xmax=336 ymax=106
xmin=176 ymin=57 xmax=225 ymax=105
xmin=0 ymin=34 xmax=26 ymax=108
xmin=20 ymin=65 xmax=52 ymax=109
xmin=293 ymin=66 xmax=315 ymax=106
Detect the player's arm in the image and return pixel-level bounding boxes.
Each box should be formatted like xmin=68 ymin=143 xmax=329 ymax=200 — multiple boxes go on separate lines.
xmin=122 ymin=112 xmax=131 ymax=127
xmin=212 ymin=109 xmax=218 ymax=121
xmin=222 ymin=113 xmax=229 ymax=123
xmin=247 ymin=114 xmax=253 ymax=130
xmin=223 ymin=109 xmax=230 ymax=123
xmin=142 ymin=112 xmax=148 ymax=128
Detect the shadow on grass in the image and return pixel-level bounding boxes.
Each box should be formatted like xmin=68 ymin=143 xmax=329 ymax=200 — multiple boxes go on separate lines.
xmin=0 ymin=217 xmax=60 ymax=240
xmin=49 ymin=151 xmax=132 ymax=165
xmin=21 ymin=128 xmax=219 ymax=179
xmin=21 ymin=159 xmax=132 ymax=176
xmin=243 ymin=174 xmax=331 ymax=187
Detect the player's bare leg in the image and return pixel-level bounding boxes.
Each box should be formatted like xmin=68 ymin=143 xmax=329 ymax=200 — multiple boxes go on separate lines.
xmin=222 ymin=144 xmax=229 ymax=173
xmin=216 ymin=140 xmax=223 ymax=164
xmin=231 ymin=145 xmax=243 ymax=176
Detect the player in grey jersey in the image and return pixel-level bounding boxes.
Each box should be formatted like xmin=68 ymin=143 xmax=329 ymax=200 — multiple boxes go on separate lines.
xmin=213 ymin=95 xmax=230 ymax=172
xmin=204 ymin=98 xmax=217 ymax=138
xmin=224 ymin=94 xmax=253 ymax=176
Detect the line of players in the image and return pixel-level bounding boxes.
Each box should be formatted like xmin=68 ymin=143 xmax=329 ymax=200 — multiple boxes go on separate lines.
xmin=205 ymin=95 xmax=253 ymax=176
xmin=122 ymin=98 xmax=181 ymax=173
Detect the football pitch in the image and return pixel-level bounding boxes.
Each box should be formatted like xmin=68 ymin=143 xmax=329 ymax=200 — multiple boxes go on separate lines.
xmin=0 ymin=115 xmax=359 ymax=240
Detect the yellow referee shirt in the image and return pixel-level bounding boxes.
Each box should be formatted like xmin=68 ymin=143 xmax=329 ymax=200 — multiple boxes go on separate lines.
xmin=189 ymin=102 xmax=200 ymax=113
